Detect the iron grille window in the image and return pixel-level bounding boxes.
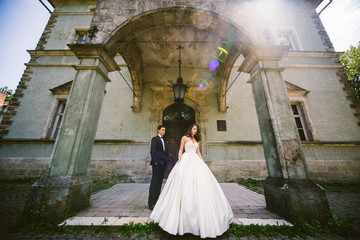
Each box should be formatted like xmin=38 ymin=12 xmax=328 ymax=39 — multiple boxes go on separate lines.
xmin=48 ymin=101 xmax=66 ymax=139
xmin=75 ymin=31 xmax=87 ymax=44
xmin=278 ymin=32 xmax=296 ymax=51
xmin=291 ymin=103 xmax=308 ymax=141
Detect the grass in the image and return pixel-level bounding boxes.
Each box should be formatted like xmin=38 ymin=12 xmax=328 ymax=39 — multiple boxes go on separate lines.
xmin=237 ymin=178 xmax=360 ymax=194
xmin=0 ymin=175 xmax=135 ymax=195
xmin=317 ymin=182 xmax=360 ymax=193
xmin=9 ymin=217 xmax=356 ymax=239
xmin=226 ymin=217 xmax=355 ymax=238
xmin=237 ymin=178 xmax=264 ymax=194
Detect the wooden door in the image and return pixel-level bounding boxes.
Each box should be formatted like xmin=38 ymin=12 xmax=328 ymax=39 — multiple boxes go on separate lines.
xmin=162 ymin=103 xmax=195 ymax=178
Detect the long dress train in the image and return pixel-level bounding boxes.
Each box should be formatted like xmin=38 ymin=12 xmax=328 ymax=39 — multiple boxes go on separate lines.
xmin=150 ymin=141 xmax=233 ymax=238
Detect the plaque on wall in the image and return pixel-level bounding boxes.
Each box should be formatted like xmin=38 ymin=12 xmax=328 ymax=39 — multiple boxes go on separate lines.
xmin=217 ymin=120 xmax=226 ymax=131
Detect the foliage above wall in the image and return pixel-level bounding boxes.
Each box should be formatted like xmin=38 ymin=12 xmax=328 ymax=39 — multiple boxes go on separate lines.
xmin=0 ymin=87 xmax=13 ymax=101
xmin=340 ymin=42 xmax=360 ymax=102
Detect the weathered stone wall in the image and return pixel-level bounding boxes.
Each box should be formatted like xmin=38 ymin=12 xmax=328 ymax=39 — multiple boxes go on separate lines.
xmin=1 ymin=157 xmax=359 ymax=183
xmin=1 ymin=141 xmax=359 ymax=183
xmin=91 ymin=0 xmax=326 ymax=51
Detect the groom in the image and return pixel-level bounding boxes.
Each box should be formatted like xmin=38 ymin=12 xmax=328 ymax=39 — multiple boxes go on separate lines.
xmin=148 ymin=125 xmax=166 ymax=210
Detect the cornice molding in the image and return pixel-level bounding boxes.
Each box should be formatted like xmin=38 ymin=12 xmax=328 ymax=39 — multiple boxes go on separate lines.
xmin=1 ymin=138 xmax=359 ymax=147
xmin=52 ymin=12 xmax=94 ymax=15
xmin=68 ymin=44 xmax=120 ymax=72
xmin=287 ymin=51 xmax=343 ymax=58
xmin=0 ymin=138 xmax=149 ymax=145
xmin=280 ymin=64 xmax=343 ymax=69
xmin=238 ymin=46 xmax=290 ymax=73
xmin=208 ymin=141 xmax=360 ymax=146
xmin=49 ymin=0 xmax=97 ymax=7
xmin=28 ymin=50 xmax=75 ymax=56
xmin=25 ymin=63 xmax=76 ymax=67
xmin=29 ymin=50 xmax=342 ymax=59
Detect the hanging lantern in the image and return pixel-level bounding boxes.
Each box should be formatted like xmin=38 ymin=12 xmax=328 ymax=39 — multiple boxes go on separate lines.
xmin=169 ymin=45 xmax=189 ymax=103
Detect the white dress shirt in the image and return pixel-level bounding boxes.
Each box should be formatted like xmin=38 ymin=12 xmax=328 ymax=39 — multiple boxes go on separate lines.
xmin=158 ymin=134 xmax=165 ymax=151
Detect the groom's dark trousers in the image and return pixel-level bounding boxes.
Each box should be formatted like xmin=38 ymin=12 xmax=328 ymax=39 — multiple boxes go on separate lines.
xmin=148 ymin=135 xmax=166 ymax=210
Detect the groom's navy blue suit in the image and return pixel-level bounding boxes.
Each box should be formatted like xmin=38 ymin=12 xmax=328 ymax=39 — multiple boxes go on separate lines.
xmin=148 ymin=135 xmax=166 ymax=210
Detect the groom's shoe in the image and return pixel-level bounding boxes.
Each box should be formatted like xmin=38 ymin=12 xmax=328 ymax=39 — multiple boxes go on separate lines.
xmin=149 ymin=205 xmax=154 ymax=210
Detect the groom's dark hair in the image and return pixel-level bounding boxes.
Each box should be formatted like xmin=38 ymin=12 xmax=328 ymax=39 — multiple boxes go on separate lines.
xmin=157 ymin=125 xmax=165 ymax=130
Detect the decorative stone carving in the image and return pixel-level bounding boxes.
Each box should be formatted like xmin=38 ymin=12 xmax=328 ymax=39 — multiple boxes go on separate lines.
xmin=197 ymin=107 xmax=210 ymax=159
xmin=150 ymin=86 xmax=209 ymax=155
xmin=132 ymin=90 xmax=142 ymax=112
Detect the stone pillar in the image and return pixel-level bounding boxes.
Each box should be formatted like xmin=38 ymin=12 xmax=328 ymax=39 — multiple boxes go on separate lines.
xmin=239 ymin=46 xmax=332 ymax=222
xmin=24 ymin=44 xmax=119 ymax=222
xmin=197 ymin=107 xmax=210 ymax=160
xmin=149 ymin=107 xmax=162 ymax=138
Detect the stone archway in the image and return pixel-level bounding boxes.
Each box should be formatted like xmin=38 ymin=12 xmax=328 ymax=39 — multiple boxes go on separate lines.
xmin=98 ymin=7 xmax=254 ymax=112
xmin=24 ymin=2 xmax=332 ymax=223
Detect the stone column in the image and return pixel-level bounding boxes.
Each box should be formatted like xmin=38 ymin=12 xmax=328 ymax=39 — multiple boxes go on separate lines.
xmin=239 ymin=46 xmax=332 ymax=222
xmin=197 ymin=107 xmax=210 ymax=160
xmin=149 ymin=107 xmax=162 ymax=138
xmin=24 ymin=44 xmax=119 ymax=222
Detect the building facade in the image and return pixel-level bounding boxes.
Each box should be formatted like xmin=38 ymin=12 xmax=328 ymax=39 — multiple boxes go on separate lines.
xmin=0 ymin=0 xmax=359 ymax=183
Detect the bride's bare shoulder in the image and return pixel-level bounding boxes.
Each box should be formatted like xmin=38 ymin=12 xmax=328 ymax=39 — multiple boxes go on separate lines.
xmin=181 ymin=136 xmax=190 ymax=141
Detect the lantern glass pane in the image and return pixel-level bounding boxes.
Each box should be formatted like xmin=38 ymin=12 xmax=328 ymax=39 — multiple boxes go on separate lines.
xmin=180 ymin=87 xmax=186 ymax=101
xmin=174 ymin=86 xmax=180 ymax=100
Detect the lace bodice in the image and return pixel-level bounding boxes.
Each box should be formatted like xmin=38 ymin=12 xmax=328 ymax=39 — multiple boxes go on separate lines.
xmin=184 ymin=141 xmax=198 ymax=153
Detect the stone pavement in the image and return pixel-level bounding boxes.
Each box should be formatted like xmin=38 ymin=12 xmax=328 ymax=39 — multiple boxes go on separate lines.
xmin=63 ymin=183 xmax=290 ymax=227
xmin=0 ymin=181 xmax=359 ymax=239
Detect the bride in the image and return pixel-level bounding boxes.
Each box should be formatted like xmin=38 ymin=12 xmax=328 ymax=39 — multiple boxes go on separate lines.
xmin=150 ymin=123 xmax=233 ymax=238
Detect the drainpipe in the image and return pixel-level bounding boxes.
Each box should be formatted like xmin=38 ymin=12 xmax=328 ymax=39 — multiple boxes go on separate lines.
xmin=39 ymin=0 xmax=52 ymax=14
xmin=318 ymin=0 xmax=333 ymax=15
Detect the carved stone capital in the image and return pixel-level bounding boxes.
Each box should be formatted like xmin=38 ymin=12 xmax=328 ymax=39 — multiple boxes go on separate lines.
xmin=132 ymin=90 xmax=142 ymax=112
xmin=67 ymin=44 xmax=119 ymax=72
xmin=197 ymin=107 xmax=210 ymax=119
xmin=219 ymin=94 xmax=228 ymax=113
xmin=198 ymin=118 xmax=208 ymax=122
xmin=238 ymin=45 xmax=290 ymax=74
xmin=148 ymin=107 xmax=162 ymax=122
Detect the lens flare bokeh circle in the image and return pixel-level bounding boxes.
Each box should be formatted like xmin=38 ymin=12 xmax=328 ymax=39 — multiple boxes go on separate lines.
xmin=212 ymin=47 xmax=228 ymax=62
xmin=209 ymin=59 xmax=220 ymax=71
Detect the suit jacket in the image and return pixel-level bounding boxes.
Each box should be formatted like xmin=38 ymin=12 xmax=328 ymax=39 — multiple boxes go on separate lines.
xmin=150 ymin=135 xmax=166 ymax=166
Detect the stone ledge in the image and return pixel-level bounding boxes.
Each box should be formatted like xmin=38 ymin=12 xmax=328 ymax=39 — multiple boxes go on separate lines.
xmin=0 ymin=158 xmax=359 ymax=182
xmin=208 ymin=140 xmax=360 ymax=146
xmin=287 ymin=51 xmax=342 ymax=58
xmin=237 ymin=218 xmax=293 ymax=226
xmin=61 ymin=216 xmax=293 ymax=227
xmin=0 ymin=138 xmax=149 ymax=145
xmin=62 ymin=216 xmax=149 ymax=226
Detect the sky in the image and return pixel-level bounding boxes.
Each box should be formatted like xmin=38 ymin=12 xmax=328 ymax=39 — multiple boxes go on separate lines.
xmin=0 ymin=0 xmax=359 ymax=91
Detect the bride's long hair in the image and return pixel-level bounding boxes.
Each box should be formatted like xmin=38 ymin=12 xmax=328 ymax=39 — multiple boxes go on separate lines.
xmin=186 ymin=123 xmax=201 ymax=142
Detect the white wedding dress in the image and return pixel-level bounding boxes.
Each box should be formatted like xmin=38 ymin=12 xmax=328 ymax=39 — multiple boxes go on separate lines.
xmin=150 ymin=141 xmax=234 ymax=238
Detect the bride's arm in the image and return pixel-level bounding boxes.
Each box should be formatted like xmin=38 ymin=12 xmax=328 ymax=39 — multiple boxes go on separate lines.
xmin=177 ymin=136 xmax=186 ymax=163
xmin=196 ymin=142 xmax=205 ymax=163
